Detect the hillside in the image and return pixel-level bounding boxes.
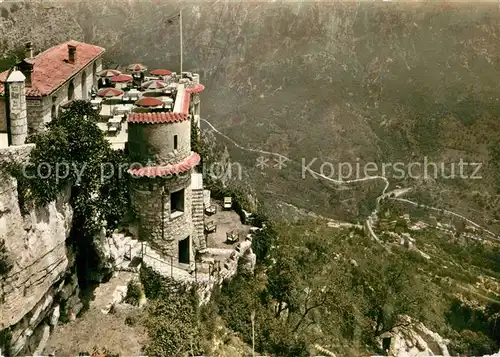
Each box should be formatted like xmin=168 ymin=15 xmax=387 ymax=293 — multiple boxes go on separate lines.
xmin=1 ymin=1 xmax=499 ymax=231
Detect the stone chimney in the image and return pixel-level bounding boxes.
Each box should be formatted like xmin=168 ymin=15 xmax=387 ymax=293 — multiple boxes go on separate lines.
xmin=25 ymin=42 xmax=33 ymax=59
xmin=68 ymin=44 xmax=76 ymax=64
xmin=6 ymin=70 xmax=28 ymax=146
xmin=18 ymin=60 xmax=33 ymax=88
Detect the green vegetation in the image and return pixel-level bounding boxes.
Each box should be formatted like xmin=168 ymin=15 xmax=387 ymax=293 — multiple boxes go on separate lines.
xmin=204 ymin=219 xmax=432 ymax=356
xmin=139 ymin=267 xmax=202 ymax=356
xmin=0 ymin=238 xmax=13 ymax=277
xmin=124 ymin=280 xmax=142 ymax=306
xmin=9 ymin=100 xmax=129 ymax=236
xmin=5 ymin=101 xmax=130 ymax=290
xmin=0 ymin=43 xmax=25 ymax=73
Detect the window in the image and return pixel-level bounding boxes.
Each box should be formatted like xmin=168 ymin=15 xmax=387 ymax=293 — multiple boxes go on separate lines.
xmin=173 ymin=134 xmax=178 ymax=150
xmin=81 ymin=71 xmax=87 ymax=100
xmin=170 ymin=189 xmax=184 ymax=215
xmin=68 ymin=81 xmax=74 ymax=101
xmin=51 ymin=105 xmax=56 ymax=120
xmin=92 ymin=62 xmax=97 ymax=86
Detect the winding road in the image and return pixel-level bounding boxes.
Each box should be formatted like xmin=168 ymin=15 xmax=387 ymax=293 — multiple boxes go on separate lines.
xmin=201 ymin=118 xmax=499 ymax=242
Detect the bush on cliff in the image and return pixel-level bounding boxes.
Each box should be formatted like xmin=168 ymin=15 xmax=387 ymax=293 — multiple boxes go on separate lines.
xmin=10 ymin=100 xmax=129 ymax=236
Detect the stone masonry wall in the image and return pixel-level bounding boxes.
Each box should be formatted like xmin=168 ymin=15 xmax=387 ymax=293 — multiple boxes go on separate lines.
xmin=127 ymin=120 xmax=191 ymax=166
xmin=130 ymin=174 xmax=196 ymax=260
xmin=0 ymin=144 xmax=80 ymax=356
xmin=26 ymin=99 xmax=44 ymax=135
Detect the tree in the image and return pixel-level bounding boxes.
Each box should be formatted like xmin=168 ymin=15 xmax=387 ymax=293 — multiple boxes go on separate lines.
xmin=359 ymin=251 xmax=428 ymax=341
xmin=252 ymin=222 xmax=277 ymax=264
xmin=18 ymin=100 xmax=129 ymax=236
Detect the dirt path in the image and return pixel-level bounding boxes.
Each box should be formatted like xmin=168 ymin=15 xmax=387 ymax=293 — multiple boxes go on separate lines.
xmin=44 ymin=307 xmax=147 ymax=356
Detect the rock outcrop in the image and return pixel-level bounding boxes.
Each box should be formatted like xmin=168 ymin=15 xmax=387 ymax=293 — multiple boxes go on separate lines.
xmin=378 ymin=315 xmax=450 ymax=357
xmin=0 ymin=145 xmax=80 ymax=356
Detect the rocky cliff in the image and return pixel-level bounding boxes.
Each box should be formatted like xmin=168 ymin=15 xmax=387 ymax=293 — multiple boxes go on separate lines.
xmin=0 ymin=144 xmax=81 ymax=356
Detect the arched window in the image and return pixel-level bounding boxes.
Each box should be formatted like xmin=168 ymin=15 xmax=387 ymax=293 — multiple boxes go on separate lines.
xmin=81 ymin=71 xmax=87 ymax=99
xmin=92 ymin=62 xmax=97 ymax=86
xmin=51 ymin=105 xmax=57 ymax=120
xmin=68 ymin=80 xmax=74 ymax=101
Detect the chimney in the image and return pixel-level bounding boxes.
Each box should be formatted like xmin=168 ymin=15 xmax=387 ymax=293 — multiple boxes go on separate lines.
xmin=25 ymin=42 xmax=33 ymax=59
xmin=68 ymin=44 xmax=76 ymax=64
xmin=19 ymin=61 xmax=33 ymax=87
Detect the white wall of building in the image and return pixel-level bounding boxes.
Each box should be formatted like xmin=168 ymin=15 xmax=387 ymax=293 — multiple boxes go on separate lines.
xmin=41 ymin=57 xmax=103 ymax=125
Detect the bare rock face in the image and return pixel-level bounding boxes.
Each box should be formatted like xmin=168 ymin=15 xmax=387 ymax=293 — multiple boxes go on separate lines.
xmin=0 ymin=145 xmax=79 ymax=356
xmin=379 ymin=315 xmax=450 ymax=357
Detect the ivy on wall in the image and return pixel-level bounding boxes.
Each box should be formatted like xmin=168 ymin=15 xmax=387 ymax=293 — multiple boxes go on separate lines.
xmin=9 ymin=100 xmax=130 ymax=237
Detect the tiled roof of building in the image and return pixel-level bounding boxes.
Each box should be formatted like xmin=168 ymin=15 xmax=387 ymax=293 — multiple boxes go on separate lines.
xmin=127 ymin=112 xmax=188 ymax=124
xmin=0 ymin=40 xmax=105 ymax=97
xmin=127 ymin=152 xmax=200 ymax=177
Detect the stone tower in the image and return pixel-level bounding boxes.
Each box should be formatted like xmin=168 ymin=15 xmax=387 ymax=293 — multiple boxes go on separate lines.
xmin=127 ymin=84 xmax=202 ymax=267
xmin=6 ymin=70 xmax=28 ymax=146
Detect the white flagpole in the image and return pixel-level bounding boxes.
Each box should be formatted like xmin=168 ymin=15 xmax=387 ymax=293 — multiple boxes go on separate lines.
xmin=180 ymin=8 xmax=183 ymax=74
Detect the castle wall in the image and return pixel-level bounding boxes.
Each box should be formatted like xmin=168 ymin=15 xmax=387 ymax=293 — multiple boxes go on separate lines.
xmin=127 ymin=120 xmax=191 ymax=165
xmin=130 ymin=174 xmax=195 ymax=260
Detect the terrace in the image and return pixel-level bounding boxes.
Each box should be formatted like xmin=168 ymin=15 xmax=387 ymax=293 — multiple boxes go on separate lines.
xmin=91 ymin=64 xmax=198 ymax=149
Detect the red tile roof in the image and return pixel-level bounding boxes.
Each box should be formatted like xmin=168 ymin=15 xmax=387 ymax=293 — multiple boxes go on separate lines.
xmin=0 ymin=40 xmax=104 ymax=97
xmin=127 ymin=112 xmax=188 ymax=124
xmin=128 ymin=152 xmax=200 ymax=177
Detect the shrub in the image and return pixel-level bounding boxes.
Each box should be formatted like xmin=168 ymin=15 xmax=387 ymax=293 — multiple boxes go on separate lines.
xmin=0 ymin=238 xmax=13 ymax=276
xmin=252 ymin=223 xmax=277 ymax=264
xmin=125 ymin=315 xmax=136 ymax=326
xmin=12 ymin=101 xmax=130 ymax=237
xmin=139 ymin=267 xmax=201 ymax=356
xmin=124 ymin=280 xmax=142 ymax=306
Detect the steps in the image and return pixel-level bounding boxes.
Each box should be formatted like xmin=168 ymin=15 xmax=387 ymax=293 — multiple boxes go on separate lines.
xmin=90 ymin=271 xmax=137 ymax=314
xmin=192 ymin=188 xmax=205 ymax=247
xmin=141 ymin=245 xmax=194 ymax=281
xmin=108 ymin=233 xmax=143 ymax=272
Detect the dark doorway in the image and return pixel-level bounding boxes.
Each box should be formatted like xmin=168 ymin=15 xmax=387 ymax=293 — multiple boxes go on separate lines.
xmin=178 ymin=236 xmax=190 ymax=264
xmin=382 ymin=337 xmax=391 ymax=355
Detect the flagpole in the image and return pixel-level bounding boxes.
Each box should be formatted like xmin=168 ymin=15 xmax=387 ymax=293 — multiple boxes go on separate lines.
xmin=180 ymin=8 xmax=183 ymax=74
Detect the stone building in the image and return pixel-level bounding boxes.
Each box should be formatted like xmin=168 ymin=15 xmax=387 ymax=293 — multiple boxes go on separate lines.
xmin=0 ymin=40 xmax=104 ymax=145
xmin=127 ymin=76 xmax=205 ymax=267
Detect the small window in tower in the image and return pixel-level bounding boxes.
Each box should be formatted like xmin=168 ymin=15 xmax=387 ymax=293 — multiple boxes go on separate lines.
xmin=170 ymin=189 xmax=184 ymax=216
xmin=174 ymin=135 xmax=178 ymax=150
